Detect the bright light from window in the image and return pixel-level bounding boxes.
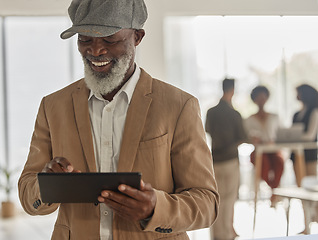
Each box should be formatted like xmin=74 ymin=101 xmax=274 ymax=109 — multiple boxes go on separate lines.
xmin=165 ymin=16 xmax=318 ymax=126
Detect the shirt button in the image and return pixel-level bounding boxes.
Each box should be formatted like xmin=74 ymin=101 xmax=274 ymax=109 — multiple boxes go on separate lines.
xmin=104 ymin=211 xmax=109 ymax=216
xmin=106 ymin=108 xmax=111 ymax=112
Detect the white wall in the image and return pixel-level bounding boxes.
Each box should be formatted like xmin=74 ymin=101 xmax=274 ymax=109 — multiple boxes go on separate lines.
xmin=0 ymin=0 xmax=69 ymax=16
xmin=1 ymin=0 xmax=318 ymax=80
xmin=141 ymin=0 xmax=318 ymax=80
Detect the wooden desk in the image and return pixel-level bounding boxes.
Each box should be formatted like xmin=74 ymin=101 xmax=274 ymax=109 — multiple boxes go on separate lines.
xmin=253 ymin=142 xmax=318 ymax=232
xmin=273 ymin=187 xmax=318 ymax=235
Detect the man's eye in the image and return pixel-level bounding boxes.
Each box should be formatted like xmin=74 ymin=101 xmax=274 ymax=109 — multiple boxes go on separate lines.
xmin=103 ymin=40 xmax=117 ymax=45
xmin=78 ymin=37 xmax=91 ymax=43
xmin=78 ymin=39 xmax=90 ymax=43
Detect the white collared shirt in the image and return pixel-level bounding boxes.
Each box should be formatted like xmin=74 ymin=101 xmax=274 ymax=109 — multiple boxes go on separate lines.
xmin=88 ymin=66 xmax=140 ymax=240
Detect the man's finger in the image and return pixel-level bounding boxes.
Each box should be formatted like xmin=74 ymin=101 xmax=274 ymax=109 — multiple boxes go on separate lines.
xmin=117 ymin=184 xmax=146 ymax=201
xmin=101 ymin=190 xmax=136 ymax=208
xmin=50 ymin=162 xmax=64 ymax=172
xmin=140 ymin=180 xmax=153 ymax=191
xmin=140 ymin=179 xmax=145 ymax=190
xmin=55 ymin=157 xmax=73 ymax=172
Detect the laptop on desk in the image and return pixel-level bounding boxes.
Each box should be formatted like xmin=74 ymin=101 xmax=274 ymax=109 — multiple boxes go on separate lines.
xmin=275 ymin=123 xmax=304 ymax=143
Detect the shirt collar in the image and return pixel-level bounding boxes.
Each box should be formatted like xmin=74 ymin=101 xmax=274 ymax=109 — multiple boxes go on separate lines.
xmin=88 ymin=64 xmax=141 ymax=104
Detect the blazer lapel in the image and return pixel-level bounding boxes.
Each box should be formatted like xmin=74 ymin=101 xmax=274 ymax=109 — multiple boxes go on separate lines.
xmin=117 ymin=69 xmax=153 ymax=172
xmin=72 ymin=80 xmax=97 ymax=172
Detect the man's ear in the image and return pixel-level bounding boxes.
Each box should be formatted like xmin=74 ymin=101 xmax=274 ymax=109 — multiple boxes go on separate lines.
xmin=134 ymin=29 xmax=145 ymax=46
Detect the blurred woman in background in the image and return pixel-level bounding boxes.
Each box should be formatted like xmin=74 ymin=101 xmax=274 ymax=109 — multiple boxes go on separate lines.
xmin=245 ymin=86 xmax=284 ymax=204
xmin=291 ymin=84 xmax=318 ymax=234
xmin=292 ymin=84 xmax=318 ymax=176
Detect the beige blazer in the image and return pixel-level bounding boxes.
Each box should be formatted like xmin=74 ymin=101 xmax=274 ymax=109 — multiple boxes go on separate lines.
xmin=19 ymin=69 xmax=219 ymax=240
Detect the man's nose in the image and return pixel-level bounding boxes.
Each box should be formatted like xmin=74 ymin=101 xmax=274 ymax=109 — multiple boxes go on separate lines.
xmin=87 ymin=39 xmax=108 ymax=56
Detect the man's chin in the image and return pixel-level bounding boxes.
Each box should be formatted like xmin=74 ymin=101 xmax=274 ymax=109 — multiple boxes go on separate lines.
xmin=90 ymin=68 xmax=110 ymax=79
xmin=84 ymin=67 xmax=125 ymax=96
xmin=82 ymin=52 xmax=132 ymax=95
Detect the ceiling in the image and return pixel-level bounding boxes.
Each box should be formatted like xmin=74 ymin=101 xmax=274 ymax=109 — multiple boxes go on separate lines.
xmin=1 ymin=0 xmax=318 ymax=16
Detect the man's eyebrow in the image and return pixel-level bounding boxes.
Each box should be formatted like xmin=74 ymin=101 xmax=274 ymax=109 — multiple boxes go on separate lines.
xmin=103 ymin=34 xmax=118 ymax=39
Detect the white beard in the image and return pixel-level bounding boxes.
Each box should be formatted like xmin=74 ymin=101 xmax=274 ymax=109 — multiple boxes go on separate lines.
xmin=83 ymin=51 xmax=133 ymax=96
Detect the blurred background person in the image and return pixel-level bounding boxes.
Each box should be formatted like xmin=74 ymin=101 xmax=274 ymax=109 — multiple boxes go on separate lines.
xmin=291 ymin=84 xmax=318 ymax=176
xmin=205 ymin=78 xmax=247 ymax=240
xmin=245 ymin=86 xmax=284 ymax=205
xmin=291 ymin=84 xmax=318 ymax=234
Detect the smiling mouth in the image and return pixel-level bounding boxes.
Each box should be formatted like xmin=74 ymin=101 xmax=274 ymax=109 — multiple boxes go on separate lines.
xmin=91 ymin=61 xmax=110 ymax=67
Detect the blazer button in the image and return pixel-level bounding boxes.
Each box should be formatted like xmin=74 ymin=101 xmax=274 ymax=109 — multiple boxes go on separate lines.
xmin=33 ymin=199 xmax=41 ymax=209
xmin=168 ymin=228 xmax=172 ymax=233
xmin=155 ymin=227 xmax=162 ymax=232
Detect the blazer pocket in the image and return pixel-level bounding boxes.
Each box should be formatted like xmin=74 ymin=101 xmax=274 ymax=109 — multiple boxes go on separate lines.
xmin=135 ymin=133 xmax=173 ymax=191
xmin=139 ymin=133 xmax=168 ymax=149
xmin=51 ymin=224 xmax=70 ymax=240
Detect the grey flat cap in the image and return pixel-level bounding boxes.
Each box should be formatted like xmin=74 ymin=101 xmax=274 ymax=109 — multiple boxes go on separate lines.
xmin=60 ymin=0 xmax=148 ymax=39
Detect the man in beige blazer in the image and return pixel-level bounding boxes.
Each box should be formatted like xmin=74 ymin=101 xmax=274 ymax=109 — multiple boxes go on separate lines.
xmin=18 ymin=0 xmax=219 ymax=239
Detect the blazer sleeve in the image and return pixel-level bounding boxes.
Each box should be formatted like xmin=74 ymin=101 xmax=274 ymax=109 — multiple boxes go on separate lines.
xmin=18 ymin=97 xmax=59 ymax=215
xmin=143 ymin=97 xmax=219 ymax=232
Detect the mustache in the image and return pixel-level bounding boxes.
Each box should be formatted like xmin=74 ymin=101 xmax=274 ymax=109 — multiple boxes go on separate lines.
xmin=85 ymin=55 xmax=113 ymax=62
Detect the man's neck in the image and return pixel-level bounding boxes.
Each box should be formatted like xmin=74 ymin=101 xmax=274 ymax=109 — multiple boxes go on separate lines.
xmin=102 ymin=85 xmax=123 ymax=102
xmin=221 ymin=94 xmax=232 ymax=105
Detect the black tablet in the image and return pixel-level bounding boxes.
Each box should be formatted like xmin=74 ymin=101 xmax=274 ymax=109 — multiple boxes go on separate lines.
xmin=37 ymin=172 xmax=141 ymax=203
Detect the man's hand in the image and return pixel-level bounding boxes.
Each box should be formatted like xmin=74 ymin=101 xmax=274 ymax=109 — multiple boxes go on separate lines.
xmin=42 ymin=157 xmax=79 ymax=173
xmin=98 ymin=180 xmax=157 ymax=221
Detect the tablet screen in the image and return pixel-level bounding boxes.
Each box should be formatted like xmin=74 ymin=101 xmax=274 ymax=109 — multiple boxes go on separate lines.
xmin=37 ymin=172 xmax=141 ymax=203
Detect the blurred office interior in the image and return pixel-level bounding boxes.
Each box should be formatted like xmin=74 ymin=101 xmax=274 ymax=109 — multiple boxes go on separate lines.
xmin=1 ymin=0 xmax=318 ymax=239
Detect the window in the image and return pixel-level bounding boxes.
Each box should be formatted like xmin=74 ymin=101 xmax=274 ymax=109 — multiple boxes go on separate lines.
xmin=0 ymin=17 xmax=5 ymax=168
xmin=165 ymin=16 xmax=318 ymax=125
xmin=0 ymin=16 xmax=83 ymax=202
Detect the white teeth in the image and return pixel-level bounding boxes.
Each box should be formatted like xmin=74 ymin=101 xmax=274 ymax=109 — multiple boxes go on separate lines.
xmin=91 ymin=61 xmax=110 ymax=67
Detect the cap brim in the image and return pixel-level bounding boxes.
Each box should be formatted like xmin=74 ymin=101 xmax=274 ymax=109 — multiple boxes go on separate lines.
xmin=60 ymin=25 xmax=122 ymax=39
